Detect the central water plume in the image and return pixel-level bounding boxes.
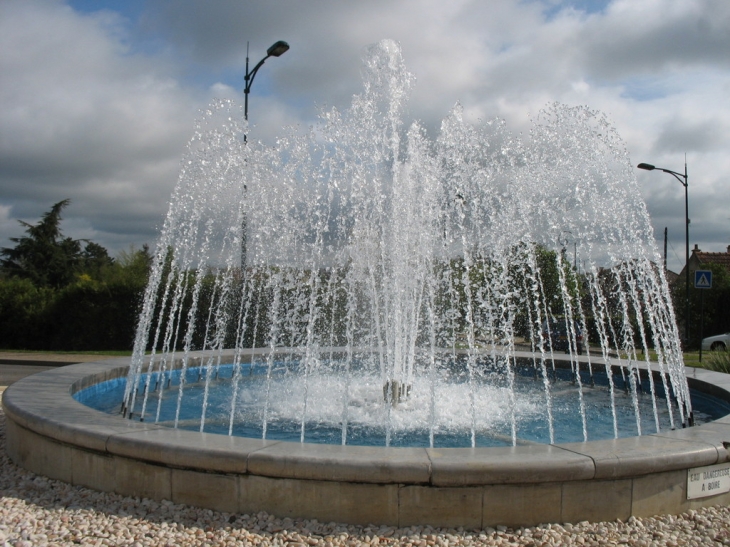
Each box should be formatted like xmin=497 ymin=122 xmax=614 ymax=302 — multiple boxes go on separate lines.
xmin=123 ymin=39 xmax=691 ymax=447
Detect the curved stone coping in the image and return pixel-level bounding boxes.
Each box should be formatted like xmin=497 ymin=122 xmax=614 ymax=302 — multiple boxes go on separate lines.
xmin=4 ymin=353 xmax=730 ymax=487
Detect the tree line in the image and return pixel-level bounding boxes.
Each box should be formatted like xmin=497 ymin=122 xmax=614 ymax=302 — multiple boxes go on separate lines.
xmin=0 ymin=200 xmax=152 ymax=351
xmin=2 ymin=200 xmax=726 ymax=353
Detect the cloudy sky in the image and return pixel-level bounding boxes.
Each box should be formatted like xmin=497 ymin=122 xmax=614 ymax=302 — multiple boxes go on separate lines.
xmin=1 ymin=0 xmax=728 ymax=272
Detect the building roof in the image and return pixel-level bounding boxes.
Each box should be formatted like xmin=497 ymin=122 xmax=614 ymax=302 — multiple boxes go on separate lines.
xmin=676 ymin=244 xmax=730 ymax=282
xmin=692 ymin=244 xmax=730 ymax=271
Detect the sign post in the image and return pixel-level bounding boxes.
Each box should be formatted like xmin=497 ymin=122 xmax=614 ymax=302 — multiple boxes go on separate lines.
xmin=694 ymin=270 xmax=712 ymax=290
xmin=695 ymin=270 xmax=712 ymax=363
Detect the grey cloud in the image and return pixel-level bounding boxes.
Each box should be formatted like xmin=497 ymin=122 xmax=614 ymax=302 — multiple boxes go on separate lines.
xmin=1 ymin=0 xmax=728 ymax=265
xmin=574 ymin=0 xmax=730 ymax=81
xmin=652 ymin=119 xmax=726 ymax=154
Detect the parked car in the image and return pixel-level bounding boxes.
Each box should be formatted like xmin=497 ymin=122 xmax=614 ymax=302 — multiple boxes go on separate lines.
xmin=541 ymin=318 xmax=584 ymax=354
xmin=701 ymin=332 xmax=729 ymax=352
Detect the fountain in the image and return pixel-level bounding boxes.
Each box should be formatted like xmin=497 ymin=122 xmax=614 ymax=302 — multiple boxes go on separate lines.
xmin=4 ymin=40 xmax=730 ymax=527
xmin=121 ymin=39 xmax=692 ymax=445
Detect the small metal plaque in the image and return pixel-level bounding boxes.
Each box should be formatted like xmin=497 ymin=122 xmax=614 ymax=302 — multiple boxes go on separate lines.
xmin=687 ymin=463 xmax=730 ymax=499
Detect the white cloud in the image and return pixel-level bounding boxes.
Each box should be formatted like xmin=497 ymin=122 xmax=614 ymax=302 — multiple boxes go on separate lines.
xmin=0 ymin=0 xmax=728 ymax=273
xmin=0 ymin=0 xmax=198 ymax=252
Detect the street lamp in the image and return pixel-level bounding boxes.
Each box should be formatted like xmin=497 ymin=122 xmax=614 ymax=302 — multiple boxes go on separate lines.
xmin=559 ymin=230 xmax=577 ymax=271
xmin=637 ymin=161 xmax=689 ymax=346
xmin=241 ymin=40 xmax=289 ymax=270
xmin=244 ymin=40 xmax=290 ymax=126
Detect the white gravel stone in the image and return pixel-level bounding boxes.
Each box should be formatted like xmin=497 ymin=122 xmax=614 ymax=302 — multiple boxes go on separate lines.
xmin=2 ymin=399 xmax=730 ymax=546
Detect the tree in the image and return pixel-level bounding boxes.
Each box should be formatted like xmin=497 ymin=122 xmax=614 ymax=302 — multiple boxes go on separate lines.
xmin=0 ymin=202 xmax=157 ymax=350
xmin=81 ymin=241 xmax=114 ymax=280
xmin=675 ymin=262 xmax=730 ymax=348
xmin=113 ymin=244 xmax=153 ymax=284
xmin=1 ymin=199 xmax=84 ymax=288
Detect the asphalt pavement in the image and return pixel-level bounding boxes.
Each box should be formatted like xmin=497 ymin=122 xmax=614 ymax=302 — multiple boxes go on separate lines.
xmin=0 ymin=352 xmax=118 ymax=387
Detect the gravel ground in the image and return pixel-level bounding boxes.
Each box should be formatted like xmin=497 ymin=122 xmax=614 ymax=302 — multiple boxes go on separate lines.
xmin=1 ymin=399 xmax=729 ymax=546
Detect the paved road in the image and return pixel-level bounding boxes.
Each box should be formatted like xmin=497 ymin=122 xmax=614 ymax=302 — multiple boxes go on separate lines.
xmin=0 ymin=353 xmax=118 ymax=387
xmin=0 ymin=364 xmax=62 ymax=386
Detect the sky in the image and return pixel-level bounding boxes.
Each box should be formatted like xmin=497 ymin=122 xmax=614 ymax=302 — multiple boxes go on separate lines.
xmin=0 ymin=0 xmax=728 ymax=273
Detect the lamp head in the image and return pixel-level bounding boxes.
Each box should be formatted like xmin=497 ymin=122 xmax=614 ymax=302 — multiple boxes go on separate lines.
xmin=267 ymin=41 xmax=290 ymax=57
xmin=637 ymin=163 xmax=656 ymax=171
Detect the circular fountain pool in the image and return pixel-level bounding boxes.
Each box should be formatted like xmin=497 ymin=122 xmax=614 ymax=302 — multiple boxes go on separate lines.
xmin=4 ymin=352 xmax=730 ymax=528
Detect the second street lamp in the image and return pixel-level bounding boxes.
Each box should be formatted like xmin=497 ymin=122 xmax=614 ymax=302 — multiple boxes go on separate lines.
xmin=637 ymin=161 xmax=690 ymax=346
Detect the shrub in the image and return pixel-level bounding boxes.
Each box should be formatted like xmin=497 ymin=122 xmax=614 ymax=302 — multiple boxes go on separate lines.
xmin=0 ymin=278 xmax=54 ymax=349
xmin=705 ymin=350 xmax=730 ymax=374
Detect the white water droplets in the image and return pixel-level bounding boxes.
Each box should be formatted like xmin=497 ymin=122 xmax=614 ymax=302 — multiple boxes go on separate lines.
xmin=123 ymin=40 xmax=690 ymax=447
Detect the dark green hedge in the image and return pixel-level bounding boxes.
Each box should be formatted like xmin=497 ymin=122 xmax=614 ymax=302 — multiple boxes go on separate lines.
xmin=0 ymin=276 xmax=145 ymax=351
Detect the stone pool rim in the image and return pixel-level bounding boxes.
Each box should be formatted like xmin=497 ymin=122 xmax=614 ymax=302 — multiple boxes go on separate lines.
xmin=4 ymin=350 xmax=730 ymax=527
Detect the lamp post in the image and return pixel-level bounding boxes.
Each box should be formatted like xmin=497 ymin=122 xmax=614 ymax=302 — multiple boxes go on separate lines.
xmin=244 ymin=40 xmax=290 ymax=130
xmin=241 ymin=40 xmax=289 ymax=270
xmin=559 ymin=230 xmax=576 ymax=271
xmin=637 ymin=161 xmax=689 ymax=346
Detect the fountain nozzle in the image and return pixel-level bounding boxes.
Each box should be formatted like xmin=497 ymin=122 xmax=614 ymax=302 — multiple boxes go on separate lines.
xmin=384 ymin=380 xmax=412 ymax=406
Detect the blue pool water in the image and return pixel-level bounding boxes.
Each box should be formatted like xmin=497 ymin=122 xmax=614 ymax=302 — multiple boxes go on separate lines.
xmin=75 ymin=359 xmax=730 ymax=448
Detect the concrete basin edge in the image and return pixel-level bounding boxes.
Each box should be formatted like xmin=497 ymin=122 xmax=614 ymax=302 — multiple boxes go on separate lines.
xmin=4 ymin=356 xmax=730 ymax=485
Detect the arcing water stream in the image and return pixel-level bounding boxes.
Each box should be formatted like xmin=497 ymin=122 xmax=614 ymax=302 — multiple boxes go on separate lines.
xmin=122 ymin=40 xmax=690 ymax=447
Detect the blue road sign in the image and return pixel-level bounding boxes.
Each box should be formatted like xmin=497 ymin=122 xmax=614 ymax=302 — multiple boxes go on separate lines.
xmin=695 ymin=270 xmax=712 ymax=289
